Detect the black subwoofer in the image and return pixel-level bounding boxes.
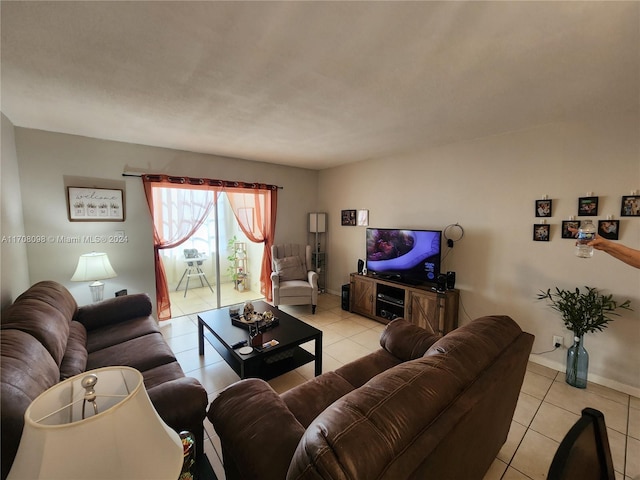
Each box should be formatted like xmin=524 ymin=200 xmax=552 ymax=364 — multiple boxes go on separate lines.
xmin=341 ymin=284 xmax=350 ymax=311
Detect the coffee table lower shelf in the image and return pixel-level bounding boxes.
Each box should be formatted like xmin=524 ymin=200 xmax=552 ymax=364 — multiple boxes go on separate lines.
xmin=203 ymin=330 xmax=316 ymax=381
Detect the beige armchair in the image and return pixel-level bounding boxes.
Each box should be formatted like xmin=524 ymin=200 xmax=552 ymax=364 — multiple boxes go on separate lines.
xmin=271 ymin=244 xmax=318 ymax=314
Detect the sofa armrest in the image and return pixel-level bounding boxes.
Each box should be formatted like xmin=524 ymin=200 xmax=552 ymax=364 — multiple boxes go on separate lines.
xmin=307 ymin=270 xmax=318 ymax=288
xmin=207 ymin=379 xmax=305 ymax=480
xmin=380 ymin=318 xmax=439 ymax=361
xmin=146 ymin=376 xmax=208 ymax=430
xmin=75 ymin=294 xmax=153 ymax=331
xmin=271 ymin=272 xmax=280 ymax=287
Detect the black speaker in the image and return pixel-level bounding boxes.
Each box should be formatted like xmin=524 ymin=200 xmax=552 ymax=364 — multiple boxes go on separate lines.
xmin=341 ymin=284 xmax=350 ymax=311
xmin=357 ymin=259 xmax=364 ymax=274
xmin=436 ymin=274 xmax=447 ymax=293
xmin=446 ymin=271 xmax=456 ymax=289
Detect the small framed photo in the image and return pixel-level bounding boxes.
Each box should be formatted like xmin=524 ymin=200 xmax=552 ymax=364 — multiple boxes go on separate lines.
xmin=598 ymin=220 xmax=620 ymax=240
xmin=357 ymin=209 xmax=369 ymax=226
xmin=578 ymin=196 xmax=598 ymax=216
xmin=621 ymin=195 xmax=640 ymax=217
xmin=535 ymin=199 xmax=552 ymax=217
xmin=67 ymin=187 xmax=125 ymax=221
xmin=341 ymin=209 xmax=356 ymax=226
xmin=561 ymin=220 xmax=580 ymax=239
xmin=533 ymin=224 xmax=550 ymax=242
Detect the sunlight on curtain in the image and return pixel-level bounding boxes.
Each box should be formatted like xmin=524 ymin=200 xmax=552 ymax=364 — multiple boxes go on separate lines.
xmin=143 ymin=180 xmax=217 ymax=319
xmin=159 ymin=190 xmax=225 ymax=287
xmin=226 ymin=187 xmax=277 ymax=301
xmin=143 ymin=175 xmax=278 ymax=319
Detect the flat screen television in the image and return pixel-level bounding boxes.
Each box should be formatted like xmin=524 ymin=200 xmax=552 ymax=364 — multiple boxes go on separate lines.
xmin=365 ymin=228 xmax=441 ymax=285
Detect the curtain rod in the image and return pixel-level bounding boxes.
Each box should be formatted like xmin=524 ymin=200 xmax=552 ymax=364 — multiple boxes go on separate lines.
xmin=122 ymin=173 xmax=283 ymax=189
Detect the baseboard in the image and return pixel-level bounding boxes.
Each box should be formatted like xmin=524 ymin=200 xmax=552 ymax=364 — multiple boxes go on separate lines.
xmin=528 ymin=355 xmax=640 ymax=398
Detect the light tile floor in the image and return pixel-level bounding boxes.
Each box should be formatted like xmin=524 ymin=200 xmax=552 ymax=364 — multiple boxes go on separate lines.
xmin=160 ymin=293 xmax=640 ymax=480
xmin=169 ymin=283 xmax=263 ymax=317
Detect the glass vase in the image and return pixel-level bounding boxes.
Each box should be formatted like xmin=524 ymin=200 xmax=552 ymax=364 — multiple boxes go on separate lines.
xmin=566 ymin=334 xmax=589 ymax=388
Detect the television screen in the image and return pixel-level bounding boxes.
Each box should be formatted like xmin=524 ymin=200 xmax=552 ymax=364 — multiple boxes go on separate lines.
xmin=366 ymin=228 xmax=441 ymax=284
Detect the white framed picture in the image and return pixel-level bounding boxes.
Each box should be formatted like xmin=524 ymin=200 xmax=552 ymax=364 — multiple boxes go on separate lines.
xmin=67 ymin=187 xmax=125 ymax=221
xmin=357 ymin=209 xmax=369 ymax=226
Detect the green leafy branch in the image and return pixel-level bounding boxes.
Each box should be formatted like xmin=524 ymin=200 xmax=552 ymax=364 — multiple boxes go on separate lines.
xmin=537 ymin=286 xmax=632 ymax=338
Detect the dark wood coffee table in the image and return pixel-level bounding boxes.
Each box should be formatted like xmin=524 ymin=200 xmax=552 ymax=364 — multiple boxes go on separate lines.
xmin=197 ymin=301 xmax=322 ymax=380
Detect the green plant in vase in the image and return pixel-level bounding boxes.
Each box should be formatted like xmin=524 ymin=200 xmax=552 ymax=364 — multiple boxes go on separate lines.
xmin=537 ymin=286 xmax=631 ymax=388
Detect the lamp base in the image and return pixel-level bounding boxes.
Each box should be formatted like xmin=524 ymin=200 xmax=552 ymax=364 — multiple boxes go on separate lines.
xmin=89 ymin=281 xmax=105 ymax=302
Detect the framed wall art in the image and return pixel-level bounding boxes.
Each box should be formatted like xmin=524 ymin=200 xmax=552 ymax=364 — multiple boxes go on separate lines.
xmin=341 ymin=209 xmax=356 ymax=226
xmin=561 ymin=220 xmax=580 ymax=239
xmin=357 ymin=209 xmax=369 ymax=226
xmin=621 ymin=195 xmax=640 ymax=217
xmin=535 ymin=199 xmax=552 ymax=217
xmin=577 ymin=196 xmax=598 ymax=216
xmin=67 ymin=187 xmax=125 ymax=222
xmin=533 ymin=224 xmax=550 ymax=242
xmin=598 ymin=220 xmax=620 ymax=240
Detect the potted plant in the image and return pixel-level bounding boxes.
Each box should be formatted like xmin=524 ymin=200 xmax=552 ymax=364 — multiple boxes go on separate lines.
xmin=226 ymin=235 xmax=239 ymax=284
xmin=226 ymin=235 xmax=248 ymax=290
xmin=537 ymin=286 xmax=631 ymax=388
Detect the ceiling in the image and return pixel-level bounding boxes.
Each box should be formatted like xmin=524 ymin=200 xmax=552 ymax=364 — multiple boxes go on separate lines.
xmin=1 ymin=1 xmax=638 ymax=170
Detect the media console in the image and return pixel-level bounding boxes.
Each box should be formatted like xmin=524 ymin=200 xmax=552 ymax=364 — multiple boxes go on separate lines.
xmin=349 ymin=273 xmax=459 ymax=336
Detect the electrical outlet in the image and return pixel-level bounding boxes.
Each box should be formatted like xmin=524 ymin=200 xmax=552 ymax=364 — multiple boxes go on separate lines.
xmin=553 ymin=335 xmax=564 ymax=348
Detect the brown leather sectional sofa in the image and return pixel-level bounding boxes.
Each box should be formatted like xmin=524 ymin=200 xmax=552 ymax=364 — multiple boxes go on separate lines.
xmin=0 ymin=281 xmax=208 ymax=480
xmin=208 ymin=315 xmax=534 ymax=480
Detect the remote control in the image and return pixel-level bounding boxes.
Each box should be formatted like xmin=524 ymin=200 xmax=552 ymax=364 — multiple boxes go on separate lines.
xmin=231 ymin=340 xmax=247 ymax=349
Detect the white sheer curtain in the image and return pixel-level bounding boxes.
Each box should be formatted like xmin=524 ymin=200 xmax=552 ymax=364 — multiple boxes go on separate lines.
xmin=153 ymin=186 xmax=217 ymax=286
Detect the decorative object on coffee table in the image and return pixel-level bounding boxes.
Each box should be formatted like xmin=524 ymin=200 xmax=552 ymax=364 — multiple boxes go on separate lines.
xmin=537 ymin=287 xmax=631 ymax=388
xmin=198 ymin=301 xmax=322 ymax=380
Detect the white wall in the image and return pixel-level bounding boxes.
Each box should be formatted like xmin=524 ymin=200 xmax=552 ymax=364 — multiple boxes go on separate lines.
xmin=319 ymin=111 xmax=640 ymax=394
xmin=1 ymin=114 xmax=31 ymax=307
xmin=13 ymin=128 xmax=318 ymax=309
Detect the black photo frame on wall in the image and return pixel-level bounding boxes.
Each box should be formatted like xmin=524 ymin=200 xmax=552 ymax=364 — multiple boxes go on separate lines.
xmin=533 ymin=224 xmax=550 ymax=242
xmin=561 ymin=220 xmax=580 ymax=239
xmin=535 ymin=199 xmax=552 ymax=217
xmin=578 ymin=196 xmax=598 ymax=216
xmin=621 ymin=195 xmax=640 ymax=217
xmin=341 ymin=210 xmax=356 ymax=226
xmin=598 ymin=220 xmax=620 ymax=240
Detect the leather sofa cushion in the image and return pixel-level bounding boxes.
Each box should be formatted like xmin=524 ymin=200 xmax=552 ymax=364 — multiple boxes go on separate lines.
xmin=1 ymin=330 xmax=61 ymax=480
xmin=334 ymin=348 xmax=403 ymax=389
xmin=281 ymin=372 xmax=356 ymax=428
xmin=380 ymin=318 xmax=439 ymax=361
xmin=147 ymin=376 xmax=209 ymax=435
xmin=86 ymin=332 xmax=177 ymax=372
xmin=85 ymin=316 xmax=160 ymax=353
xmin=274 ymin=256 xmax=307 ymax=281
xmin=211 ymin=379 xmax=306 ymax=480
xmin=288 ymin=316 xmax=524 ymax=479
xmin=11 ymin=280 xmax=78 ymax=320
xmin=75 ymin=293 xmax=152 ymax=331
xmin=141 ymin=361 xmax=186 ymax=389
xmin=1 ymin=298 xmax=71 ymax=366
xmin=59 ymin=321 xmax=88 ymax=380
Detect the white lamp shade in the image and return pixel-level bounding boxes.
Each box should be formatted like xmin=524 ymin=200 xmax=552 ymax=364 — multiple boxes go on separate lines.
xmin=309 ymin=212 xmax=327 ymax=233
xmin=71 ymin=252 xmax=117 ymax=282
xmin=8 ymin=367 xmax=182 ymax=480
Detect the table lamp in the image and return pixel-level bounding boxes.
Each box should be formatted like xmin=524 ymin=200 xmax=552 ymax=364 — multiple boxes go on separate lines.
xmin=71 ymin=252 xmax=117 ymax=302
xmin=7 ymin=366 xmax=182 ymax=480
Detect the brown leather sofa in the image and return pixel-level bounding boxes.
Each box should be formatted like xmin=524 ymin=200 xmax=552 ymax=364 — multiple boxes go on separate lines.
xmin=1 ymin=281 xmax=208 ymax=480
xmin=208 ymin=315 xmax=534 ymax=480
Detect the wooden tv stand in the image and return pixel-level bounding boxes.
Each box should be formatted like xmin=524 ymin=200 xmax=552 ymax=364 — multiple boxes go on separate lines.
xmin=349 ymin=273 xmax=459 ymax=336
